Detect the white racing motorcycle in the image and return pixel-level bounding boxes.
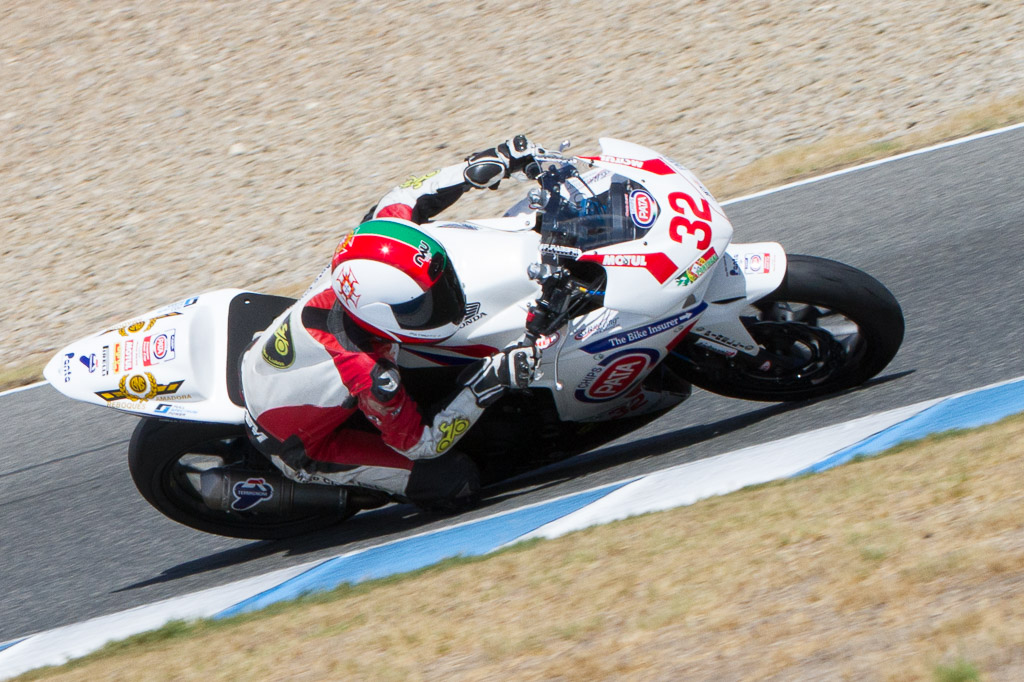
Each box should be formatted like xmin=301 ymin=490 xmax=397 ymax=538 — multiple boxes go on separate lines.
xmin=45 ymin=139 xmax=904 ymax=539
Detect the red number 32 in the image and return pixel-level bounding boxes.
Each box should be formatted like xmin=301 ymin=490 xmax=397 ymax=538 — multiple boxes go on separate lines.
xmin=668 ymin=191 xmax=712 ymax=250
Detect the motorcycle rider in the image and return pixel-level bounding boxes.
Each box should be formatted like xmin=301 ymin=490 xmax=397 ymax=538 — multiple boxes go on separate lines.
xmin=240 ymin=136 xmax=541 ymax=511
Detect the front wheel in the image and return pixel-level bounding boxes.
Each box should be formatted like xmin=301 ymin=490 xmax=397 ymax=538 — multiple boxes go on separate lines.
xmin=128 ymin=419 xmax=354 ymax=539
xmin=669 ymin=254 xmax=904 ymax=402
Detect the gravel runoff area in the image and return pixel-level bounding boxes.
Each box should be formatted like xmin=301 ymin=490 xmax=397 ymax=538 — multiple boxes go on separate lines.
xmin=2 ymin=1 xmax=1022 ymax=376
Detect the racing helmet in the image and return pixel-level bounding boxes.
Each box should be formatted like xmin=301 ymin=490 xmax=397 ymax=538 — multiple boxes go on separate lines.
xmin=330 ymin=219 xmax=466 ymax=343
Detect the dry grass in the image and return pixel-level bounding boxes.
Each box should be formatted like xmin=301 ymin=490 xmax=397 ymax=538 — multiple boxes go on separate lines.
xmin=0 ymin=351 xmax=51 ymax=392
xmin=709 ymin=93 xmax=1024 ymax=199
xmin=20 ymin=414 xmax=1024 ymax=681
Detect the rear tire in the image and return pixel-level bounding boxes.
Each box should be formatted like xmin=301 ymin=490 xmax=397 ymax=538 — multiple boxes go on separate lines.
xmin=669 ymin=255 xmax=904 ymax=402
xmin=128 ymin=419 xmax=351 ymax=539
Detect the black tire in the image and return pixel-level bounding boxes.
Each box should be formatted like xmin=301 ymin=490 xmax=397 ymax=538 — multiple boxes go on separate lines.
xmin=669 ymin=254 xmax=904 ymax=402
xmin=128 ymin=419 xmax=350 ymax=539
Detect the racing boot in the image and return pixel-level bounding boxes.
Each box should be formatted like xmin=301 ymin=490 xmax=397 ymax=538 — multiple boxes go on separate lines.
xmin=404 ymin=450 xmax=481 ymax=513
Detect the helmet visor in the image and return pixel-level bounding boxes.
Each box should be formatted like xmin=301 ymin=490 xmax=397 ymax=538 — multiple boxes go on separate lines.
xmin=391 ymin=253 xmax=466 ymax=331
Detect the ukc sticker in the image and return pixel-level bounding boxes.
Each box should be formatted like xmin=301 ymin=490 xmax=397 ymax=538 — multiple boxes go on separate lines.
xmin=629 ymin=189 xmax=660 ymax=228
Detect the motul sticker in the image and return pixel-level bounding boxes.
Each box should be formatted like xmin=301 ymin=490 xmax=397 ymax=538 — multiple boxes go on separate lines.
xmin=603 ymin=254 xmax=648 ymax=266
xmin=629 ymin=189 xmax=660 ymax=228
xmin=579 ymin=251 xmax=678 ymax=284
xmin=123 ymin=339 xmax=135 ymax=371
xmin=575 ymin=349 xmax=659 ymax=403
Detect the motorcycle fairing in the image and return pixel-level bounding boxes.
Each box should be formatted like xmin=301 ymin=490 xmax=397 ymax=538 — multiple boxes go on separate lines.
xmin=691 ymin=242 xmax=789 ymax=356
xmin=44 ymin=289 xmax=251 ymax=424
xmin=575 ymin=138 xmax=735 ymax=319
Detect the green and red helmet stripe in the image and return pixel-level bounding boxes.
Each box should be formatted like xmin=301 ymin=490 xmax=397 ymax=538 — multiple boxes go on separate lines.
xmin=332 ymin=220 xmax=446 ymax=289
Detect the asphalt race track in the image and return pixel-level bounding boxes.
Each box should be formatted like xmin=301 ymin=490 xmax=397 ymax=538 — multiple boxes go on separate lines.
xmin=3 ymin=127 xmax=1023 ymax=643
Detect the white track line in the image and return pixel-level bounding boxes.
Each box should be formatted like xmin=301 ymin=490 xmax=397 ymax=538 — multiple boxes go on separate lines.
xmin=723 ymin=121 xmax=1024 ymax=205
xmin=0 ymin=380 xmax=46 ymax=398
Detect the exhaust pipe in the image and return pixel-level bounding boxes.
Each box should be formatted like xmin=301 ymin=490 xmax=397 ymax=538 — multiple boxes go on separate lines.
xmin=200 ymin=468 xmax=349 ymax=514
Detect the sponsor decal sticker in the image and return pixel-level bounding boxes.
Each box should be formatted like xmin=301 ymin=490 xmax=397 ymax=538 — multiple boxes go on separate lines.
xmin=335 ymin=267 xmax=360 ymax=308
xmin=535 ymin=331 xmax=560 ymax=350
xmin=694 ymin=337 xmax=739 ymax=358
xmin=412 ymin=240 xmax=432 ymax=268
xmin=573 ymin=312 xmax=619 ymax=341
xmin=244 ymin=410 xmax=270 ymax=443
xmin=581 ymin=302 xmax=707 ymax=354
xmin=604 ymin=387 xmax=650 ymax=419
xmin=104 ymin=312 xmax=183 ymax=337
xmin=667 ymin=191 xmax=713 ymax=251
xmin=154 ymin=403 xmax=200 ymax=418
xmin=628 ymin=188 xmax=660 ymax=228
xmin=539 ymin=243 xmax=583 ymax=259
xmin=333 ymin=232 xmax=355 ymax=258
xmin=123 ymin=339 xmax=135 ymax=371
xmin=101 ymin=345 xmax=110 ymax=376
xmin=693 ymin=327 xmax=757 ymax=352
xmin=231 ymin=478 xmax=274 ymax=511
xmin=262 ymin=319 xmax=295 ymax=369
xmin=436 ymin=417 xmax=470 ymax=453
xmin=603 ymin=254 xmax=647 ymax=266
xmin=742 ymin=252 xmax=772 ymax=274
xmin=579 ymin=251 xmax=679 ymax=284
xmin=399 ymin=169 xmax=439 ymax=190
xmin=95 ymin=373 xmax=185 ymax=402
xmin=62 ymin=352 xmax=73 ymax=382
xmin=574 ymin=349 xmax=659 ymax=403
xmin=675 ymin=247 xmax=719 ymax=286
xmin=579 ymin=155 xmax=676 ymax=176
xmin=142 ymin=331 xmax=176 ymax=366
xmin=79 ymin=354 xmax=97 ymax=373
xmin=459 ymin=301 xmax=487 ymax=328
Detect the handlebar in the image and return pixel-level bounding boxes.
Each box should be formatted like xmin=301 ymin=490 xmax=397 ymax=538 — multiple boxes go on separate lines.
xmin=519 ymin=140 xmax=603 ymax=347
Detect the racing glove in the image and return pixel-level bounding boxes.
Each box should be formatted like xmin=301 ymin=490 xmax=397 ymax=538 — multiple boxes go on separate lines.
xmin=498 ymin=135 xmax=539 ymax=174
xmin=460 ymin=346 xmax=541 ymax=407
xmin=463 ymin=135 xmax=539 ymax=188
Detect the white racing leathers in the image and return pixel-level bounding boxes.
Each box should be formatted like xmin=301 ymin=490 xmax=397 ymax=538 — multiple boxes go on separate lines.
xmin=240 ymin=158 xmax=501 ymax=501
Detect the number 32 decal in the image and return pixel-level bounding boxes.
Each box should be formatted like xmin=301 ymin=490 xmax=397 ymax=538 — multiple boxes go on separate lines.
xmin=668 ymin=191 xmax=712 ymax=250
